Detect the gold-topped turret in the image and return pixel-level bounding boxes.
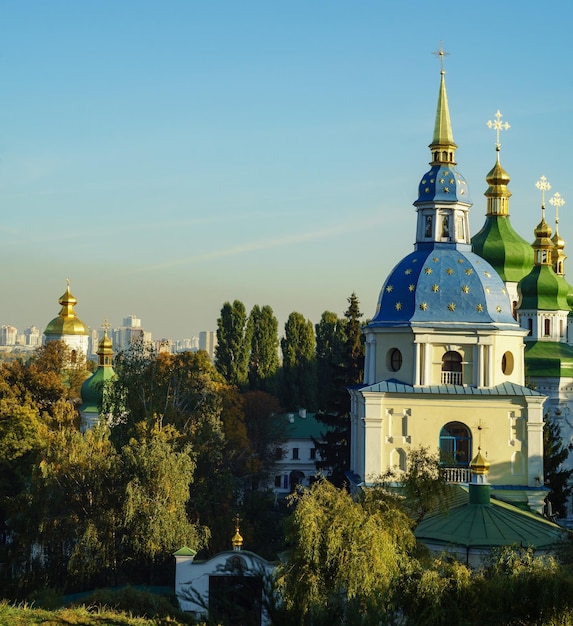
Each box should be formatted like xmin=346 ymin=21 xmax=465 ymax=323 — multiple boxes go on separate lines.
xmin=44 ymin=279 xmax=90 ymax=338
xmin=231 ymin=514 xmax=243 ymax=551
xmin=470 ymin=448 xmax=490 ymax=476
xmin=97 ymin=320 xmax=114 ymax=367
xmin=533 ymin=176 xmax=554 ymax=266
xmin=485 ymin=111 xmax=511 ymax=216
xmin=550 ymin=192 xmax=567 ymax=276
xmin=429 ymin=44 xmax=457 ymax=166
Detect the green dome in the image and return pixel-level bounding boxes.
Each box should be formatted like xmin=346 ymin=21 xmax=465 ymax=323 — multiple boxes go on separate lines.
xmin=518 ymin=265 xmax=570 ymax=311
xmin=80 ymin=366 xmax=116 ymax=410
xmin=472 ymin=216 xmax=534 ymax=283
xmin=525 ymin=341 xmax=573 ymax=378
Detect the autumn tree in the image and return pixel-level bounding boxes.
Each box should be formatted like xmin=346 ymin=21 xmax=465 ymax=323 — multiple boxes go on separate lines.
xmin=215 ymin=300 xmax=251 ymax=387
xmin=280 ymin=312 xmax=317 ymax=411
xmin=247 ymin=304 xmax=279 ymax=393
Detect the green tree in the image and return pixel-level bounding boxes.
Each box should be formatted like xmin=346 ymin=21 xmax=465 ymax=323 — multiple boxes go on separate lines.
xmin=247 ymin=304 xmax=279 ymax=393
xmin=315 ymin=311 xmax=346 ymax=411
xmin=122 ymin=425 xmax=210 ymax=582
xmin=314 ymin=294 xmax=365 ymax=486
xmin=280 ymin=312 xmax=317 ymax=411
xmin=276 ymin=479 xmax=415 ymax=624
xmin=544 ymin=411 xmax=573 ymax=519
xmin=215 ymin=300 xmax=251 ymax=387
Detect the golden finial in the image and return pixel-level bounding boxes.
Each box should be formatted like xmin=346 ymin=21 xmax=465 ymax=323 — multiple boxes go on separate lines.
xmin=432 ymin=41 xmax=450 ymax=73
xmin=536 ymin=175 xmax=551 ymax=210
xmin=486 ymin=110 xmax=510 ymax=151
xmin=101 ymin=319 xmax=111 ymax=333
xmin=231 ymin=513 xmax=243 ymax=551
xmin=550 ymin=192 xmax=565 ymax=225
xmin=66 ymin=277 xmax=71 ymax=288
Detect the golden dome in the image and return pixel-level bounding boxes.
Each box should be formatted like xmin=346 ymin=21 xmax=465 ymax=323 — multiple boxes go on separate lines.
xmin=470 ymin=448 xmax=490 ymax=475
xmin=533 ymin=212 xmax=553 ymax=243
xmin=44 ymin=282 xmax=89 ymax=337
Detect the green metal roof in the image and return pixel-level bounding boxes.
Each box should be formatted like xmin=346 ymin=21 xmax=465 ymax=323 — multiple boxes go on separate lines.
xmin=525 ymin=340 xmax=573 ymax=378
xmin=278 ymin=412 xmax=329 ymax=439
xmin=173 ymin=546 xmax=197 ymax=557
xmin=518 ymin=265 xmax=570 ymax=311
xmin=472 ymin=215 xmax=534 ymax=283
xmin=79 ymin=366 xmax=116 ymax=412
xmin=358 ymin=380 xmax=544 ymax=397
xmin=415 ymin=485 xmax=565 ymax=550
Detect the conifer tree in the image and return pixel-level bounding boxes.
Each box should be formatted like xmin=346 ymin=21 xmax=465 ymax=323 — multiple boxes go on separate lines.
xmin=314 ymin=293 xmax=365 ymax=486
xmin=543 ymin=411 xmax=573 ymax=518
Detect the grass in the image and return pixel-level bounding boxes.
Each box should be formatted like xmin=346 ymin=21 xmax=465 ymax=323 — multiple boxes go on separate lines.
xmin=0 ymin=600 xmax=203 ymax=626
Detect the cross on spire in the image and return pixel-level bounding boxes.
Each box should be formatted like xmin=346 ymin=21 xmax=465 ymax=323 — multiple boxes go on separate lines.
xmin=536 ymin=175 xmax=551 ymax=209
xmin=101 ymin=319 xmax=111 ymax=333
xmin=432 ymin=41 xmax=450 ymax=72
xmin=486 ymin=109 xmax=510 ymax=150
xmin=549 ymin=192 xmax=565 ymax=224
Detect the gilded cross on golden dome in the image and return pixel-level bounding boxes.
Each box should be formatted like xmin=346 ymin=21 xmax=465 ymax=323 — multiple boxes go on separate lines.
xmin=486 ymin=110 xmax=510 ymax=150
xmin=101 ymin=319 xmax=111 ymax=334
xmin=536 ymin=175 xmax=551 ymax=208
xmin=432 ymin=41 xmax=450 ymax=72
xmin=549 ymin=192 xmax=566 ymax=224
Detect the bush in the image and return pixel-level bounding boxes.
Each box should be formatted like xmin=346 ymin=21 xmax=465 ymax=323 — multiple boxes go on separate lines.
xmin=80 ymin=587 xmax=196 ymax=624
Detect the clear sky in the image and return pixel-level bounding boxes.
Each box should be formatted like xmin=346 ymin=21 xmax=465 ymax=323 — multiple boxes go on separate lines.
xmin=1 ymin=1 xmax=572 ymax=340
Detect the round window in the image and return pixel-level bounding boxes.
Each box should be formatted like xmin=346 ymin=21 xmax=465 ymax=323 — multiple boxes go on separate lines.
xmin=387 ymin=348 xmax=403 ymax=372
xmin=501 ymin=351 xmax=514 ymax=375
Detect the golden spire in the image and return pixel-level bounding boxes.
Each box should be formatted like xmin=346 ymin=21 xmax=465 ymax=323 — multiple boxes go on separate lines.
xmin=550 ymin=192 xmax=567 ymax=276
xmin=484 ymin=110 xmax=512 ymax=217
xmin=231 ymin=514 xmax=243 ymax=551
xmin=533 ymin=176 xmax=554 ymax=266
xmin=97 ymin=319 xmax=114 ymax=367
xmin=429 ymin=42 xmax=457 ymax=166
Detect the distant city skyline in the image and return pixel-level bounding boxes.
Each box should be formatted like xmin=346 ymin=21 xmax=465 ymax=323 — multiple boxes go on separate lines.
xmin=0 ymin=2 xmax=572 ymax=339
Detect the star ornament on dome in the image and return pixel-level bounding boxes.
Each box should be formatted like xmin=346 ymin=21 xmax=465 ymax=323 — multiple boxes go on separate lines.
xmin=487 ymin=110 xmax=510 ymax=150
xmin=448 ymin=302 xmax=456 ymax=311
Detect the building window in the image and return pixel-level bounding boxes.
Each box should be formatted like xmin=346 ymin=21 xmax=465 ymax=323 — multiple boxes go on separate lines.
xmin=387 ymin=348 xmax=402 ymax=372
xmin=310 ymin=447 xmax=317 ymax=460
xmin=528 ymin=318 xmax=533 ymax=335
xmin=544 ymin=318 xmax=551 ymax=336
xmin=440 ymin=422 xmax=472 ymax=467
xmin=292 ymin=448 xmax=299 ymax=460
xmin=441 ymin=351 xmax=462 ymax=385
xmin=501 ymin=351 xmax=514 ymax=375
xmin=274 ymin=475 xmax=282 ymax=488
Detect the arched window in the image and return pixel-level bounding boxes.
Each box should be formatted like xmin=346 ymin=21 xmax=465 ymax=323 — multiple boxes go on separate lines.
xmin=440 ymin=422 xmax=472 ymax=467
xmin=441 ymin=351 xmax=462 ymax=385
xmin=544 ymin=318 xmax=551 ymax=336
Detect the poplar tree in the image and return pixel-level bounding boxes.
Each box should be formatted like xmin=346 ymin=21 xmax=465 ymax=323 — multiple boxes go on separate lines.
xmin=280 ymin=312 xmax=317 ymax=411
xmin=247 ymin=304 xmax=279 ymax=393
xmin=315 ymin=310 xmax=346 ymax=411
xmin=215 ymin=300 xmax=250 ymax=387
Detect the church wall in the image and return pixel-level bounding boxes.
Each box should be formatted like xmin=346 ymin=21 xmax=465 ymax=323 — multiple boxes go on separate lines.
xmin=359 ymin=392 xmax=533 ymax=486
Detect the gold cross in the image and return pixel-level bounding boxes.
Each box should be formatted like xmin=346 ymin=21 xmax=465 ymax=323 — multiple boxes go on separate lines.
xmin=549 ymin=192 xmax=566 ymax=224
xmin=536 ymin=175 xmax=551 ymax=208
xmin=432 ymin=41 xmax=450 ymax=72
xmin=486 ymin=110 xmax=510 ymax=150
xmin=101 ymin=319 xmax=111 ymax=333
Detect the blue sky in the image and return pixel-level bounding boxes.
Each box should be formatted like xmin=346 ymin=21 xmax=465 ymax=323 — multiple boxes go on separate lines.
xmin=1 ymin=1 xmax=572 ymax=339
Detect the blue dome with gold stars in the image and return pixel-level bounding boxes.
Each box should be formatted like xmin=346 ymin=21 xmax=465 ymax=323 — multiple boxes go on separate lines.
xmin=370 ymin=247 xmax=516 ymax=328
xmin=417 ymin=165 xmax=471 ymax=204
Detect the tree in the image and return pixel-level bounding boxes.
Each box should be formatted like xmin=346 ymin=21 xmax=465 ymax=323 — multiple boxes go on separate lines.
xmin=276 ymin=479 xmax=415 ymax=624
xmin=280 ymin=312 xmax=317 ymax=411
xmin=314 ymin=294 xmax=365 ymax=485
xmin=247 ymin=304 xmax=280 ymax=393
xmin=544 ymin=411 xmax=573 ymax=519
xmin=122 ymin=425 xmax=210 ymax=582
xmin=215 ymin=300 xmax=250 ymax=387
xmin=315 ymin=311 xmax=346 ymax=412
